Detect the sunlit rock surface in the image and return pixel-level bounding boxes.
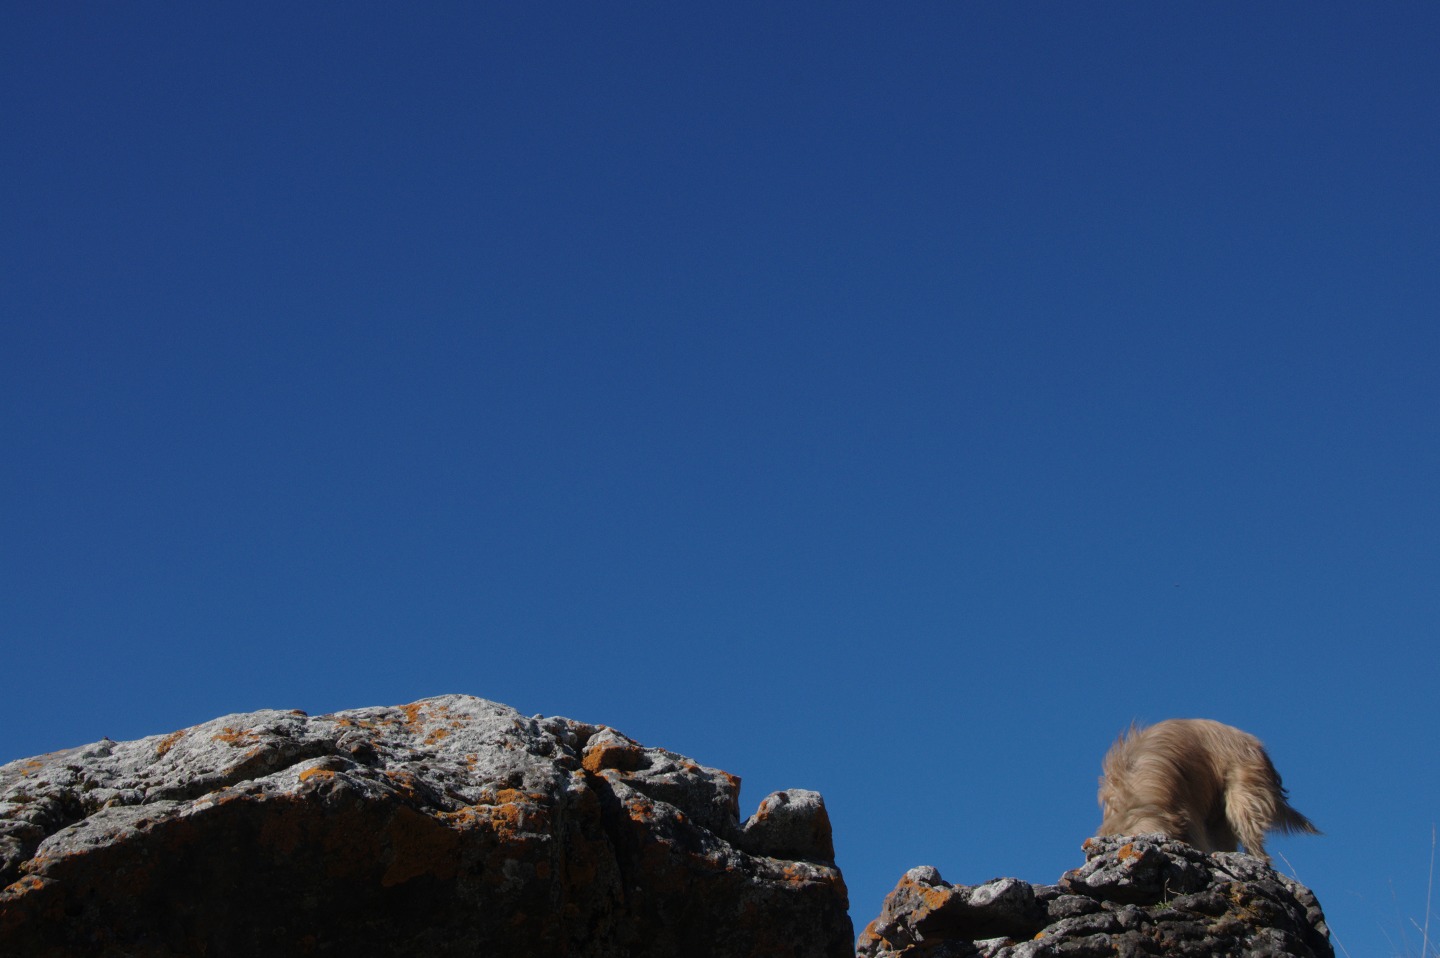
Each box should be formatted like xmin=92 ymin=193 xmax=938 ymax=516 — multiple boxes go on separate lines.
xmin=0 ymin=694 xmax=851 ymax=957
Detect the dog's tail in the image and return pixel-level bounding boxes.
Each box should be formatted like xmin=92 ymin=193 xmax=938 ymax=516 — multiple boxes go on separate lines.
xmin=1226 ymin=757 xmax=1320 ymax=860
xmin=1273 ymin=797 xmax=1321 ymax=836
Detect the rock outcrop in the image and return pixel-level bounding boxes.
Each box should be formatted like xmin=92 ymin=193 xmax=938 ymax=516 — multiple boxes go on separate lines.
xmin=857 ymin=835 xmax=1332 ymax=958
xmin=0 ymin=695 xmax=852 ymax=957
xmin=0 ymin=695 xmax=1338 ymax=958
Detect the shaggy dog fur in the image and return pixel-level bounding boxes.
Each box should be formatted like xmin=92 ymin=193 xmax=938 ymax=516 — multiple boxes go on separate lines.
xmin=1097 ymin=719 xmax=1319 ymax=862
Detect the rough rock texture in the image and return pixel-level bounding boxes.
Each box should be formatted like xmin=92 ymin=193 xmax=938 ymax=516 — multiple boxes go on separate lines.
xmin=0 ymin=695 xmax=852 ymax=957
xmin=857 ymin=835 xmax=1332 ymax=958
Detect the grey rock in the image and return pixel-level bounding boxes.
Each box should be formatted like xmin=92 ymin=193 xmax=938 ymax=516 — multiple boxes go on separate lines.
xmin=1060 ymin=834 xmax=1211 ymax=904
xmin=0 ymin=694 xmax=853 ymax=957
xmin=738 ymin=787 xmax=836 ymax=863
xmin=858 ymin=835 xmax=1333 ymax=958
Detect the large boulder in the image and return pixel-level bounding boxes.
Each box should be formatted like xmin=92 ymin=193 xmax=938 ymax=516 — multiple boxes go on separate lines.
xmin=857 ymin=835 xmax=1332 ymax=958
xmin=0 ymin=695 xmax=852 ymax=957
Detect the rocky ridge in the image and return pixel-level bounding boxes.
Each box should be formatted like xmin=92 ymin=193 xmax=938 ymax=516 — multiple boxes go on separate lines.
xmin=858 ymin=835 xmax=1333 ymax=958
xmin=0 ymin=694 xmax=851 ymax=957
xmin=0 ymin=696 xmax=1333 ymax=957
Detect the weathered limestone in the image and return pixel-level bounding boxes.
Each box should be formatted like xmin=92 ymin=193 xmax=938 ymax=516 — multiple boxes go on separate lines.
xmin=0 ymin=695 xmax=852 ymax=957
xmin=857 ymin=835 xmax=1333 ymax=958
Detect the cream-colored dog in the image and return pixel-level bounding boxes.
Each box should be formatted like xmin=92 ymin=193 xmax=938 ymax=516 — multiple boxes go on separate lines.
xmin=1097 ymin=719 xmax=1318 ymax=862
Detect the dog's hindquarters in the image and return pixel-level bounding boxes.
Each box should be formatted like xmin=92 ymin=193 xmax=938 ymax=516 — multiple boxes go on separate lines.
xmin=1097 ymin=719 xmax=1319 ymax=863
xmin=1221 ymin=732 xmax=1320 ymax=861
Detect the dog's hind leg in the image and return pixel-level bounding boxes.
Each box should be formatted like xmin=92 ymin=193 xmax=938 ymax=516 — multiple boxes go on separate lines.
xmin=1224 ymin=772 xmax=1279 ymax=862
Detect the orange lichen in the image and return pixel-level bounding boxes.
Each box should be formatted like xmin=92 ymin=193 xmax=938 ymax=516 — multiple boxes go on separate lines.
xmin=154 ymin=731 xmax=185 ymax=757
xmin=438 ymin=806 xmax=483 ymax=827
xmin=582 ymin=743 xmax=646 ymax=774
xmin=212 ymin=727 xmax=259 ymax=747
xmin=624 ymin=795 xmax=659 ymax=823
xmin=18 ymin=760 xmax=44 ymax=777
xmin=383 ymin=769 xmax=423 ymax=801
xmin=298 ymin=768 xmax=336 ymax=784
xmin=437 ymin=790 xmax=553 ymax=844
xmin=2 ymin=875 xmax=46 ymax=896
xmin=779 ymin=864 xmax=807 ymax=883
xmin=423 ymin=727 xmax=450 ymax=745
xmin=888 ymin=873 xmax=954 ymax=912
xmin=486 ymin=803 xmax=529 ymax=837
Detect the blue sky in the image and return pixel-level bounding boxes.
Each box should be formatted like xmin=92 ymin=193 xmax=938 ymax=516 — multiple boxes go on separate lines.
xmin=4 ymin=4 xmax=1438 ymax=955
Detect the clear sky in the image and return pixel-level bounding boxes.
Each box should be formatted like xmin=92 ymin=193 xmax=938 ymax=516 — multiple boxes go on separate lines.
xmin=4 ymin=5 xmax=1438 ymax=955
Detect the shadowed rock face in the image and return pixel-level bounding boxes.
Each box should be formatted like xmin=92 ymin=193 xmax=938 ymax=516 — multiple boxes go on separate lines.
xmin=857 ymin=835 xmax=1333 ymax=958
xmin=0 ymin=695 xmax=852 ymax=958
